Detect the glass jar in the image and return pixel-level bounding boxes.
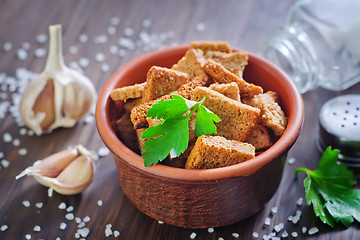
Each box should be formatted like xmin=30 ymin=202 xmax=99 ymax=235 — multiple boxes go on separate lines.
xmin=261 ymin=0 xmax=360 ymax=94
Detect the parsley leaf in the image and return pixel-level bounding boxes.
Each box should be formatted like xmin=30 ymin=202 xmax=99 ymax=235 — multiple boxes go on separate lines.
xmin=295 ymin=147 xmax=360 ymax=227
xmin=141 ymin=95 xmax=220 ymax=167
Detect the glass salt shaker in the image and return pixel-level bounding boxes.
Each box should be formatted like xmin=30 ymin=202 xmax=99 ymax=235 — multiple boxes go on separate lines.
xmin=261 ymin=0 xmax=360 ymax=94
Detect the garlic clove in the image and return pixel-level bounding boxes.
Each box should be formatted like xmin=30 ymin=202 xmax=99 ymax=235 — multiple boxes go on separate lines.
xmin=19 ymin=24 xmax=97 ymax=135
xmin=16 ymin=146 xmax=79 ymax=179
xmin=40 ymin=154 xmax=95 ymax=195
xmin=16 ymin=145 xmax=98 ymax=195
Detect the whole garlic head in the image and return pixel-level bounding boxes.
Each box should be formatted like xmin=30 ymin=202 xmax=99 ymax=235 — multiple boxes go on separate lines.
xmin=20 ymin=25 xmax=97 ymax=135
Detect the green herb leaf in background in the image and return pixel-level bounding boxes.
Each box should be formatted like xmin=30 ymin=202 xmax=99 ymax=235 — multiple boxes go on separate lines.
xmin=141 ymin=95 xmax=220 ymax=167
xmin=295 ymin=147 xmax=360 ymax=227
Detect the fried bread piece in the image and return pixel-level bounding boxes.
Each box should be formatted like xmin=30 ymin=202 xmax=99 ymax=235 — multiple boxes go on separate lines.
xmin=245 ymin=124 xmax=273 ymax=151
xmin=185 ymin=135 xmax=255 ymax=169
xmin=209 ymin=82 xmax=240 ymax=101
xmin=171 ymin=49 xmax=208 ymax=80
xmin=190 ymin=40 xmax=232 ymax=54
xmin=110 ymin=82 xmax=146 ymax=101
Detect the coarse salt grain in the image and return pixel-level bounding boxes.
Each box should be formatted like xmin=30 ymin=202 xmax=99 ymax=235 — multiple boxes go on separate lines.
xmin=94 ymin=35 xmax=108 ymax=44
xmin=308 ymin=227 xmax=319 ymax=235
xmin=252 ymin=232 xmax=259 ymax=238
xmin=109 ymin=45 xmax=118 ymax=54
xmin=287 ymin=157 xmax=296 ymax=164
xmin=97 ymin=200 xmax=103 ymax=206
xmin=107 ymin=26 xmax=117 ymax=35
xmin=66 ymin=206 xmax=74 ymax=212
xmin=158 ymin=220 xmax=163 ymax=224
xmin=22 ymin=42 xmax=31 ymax=50
xmin=25 ymin=234 xmax=31 ymax=239
xmin=78 ymin=222 xmax=85 ymax=228
xmin=1 ymin=159 xmax=10 ymax=168
xmin=274 ymin=223 xmax=284 ymax=232
xmin=190 ymin=232 xmax=197 ymax=239
xmin=281 ymin=230 xmax=288 ymax=238
xmin=291 ymin=231 xmax=298 ymax=238
xmin=208 ymin=227 xmax=214 ymax=233
xmin=95 ymin=53 xmax=106 ymax=62
xmin=18 ymin=148 xmax=27 ymax=156
xmin=105 ymin=227 xmax=113 ymax=237
xmin=34 ymin=48 xmax=47 ymax=58
xmin=101 ymin=64 xmax=110 ymax=73
xmin=124 ymin=28 xmax=134 ymax=37
xmin=33 ymin=225 xmax=41 ymax=232
xmin=65 ymin=213 xmax=75 ymax=220
xmin=75 ymin=217 xmax=82 ymax=224
xmin=0 ymin=224 xmax=8 ymax=231
xmin=196 ymin=22 xmax=205 ymax=32
xmin=60 ymin=222 xmax=67 ymax=230
xmin=302 ymin=226 xmax=307 ymax=233
xmin=98 ymin=147 xmax=110 ymax=157
xmin=271 ymin=206 xmax=278 ymax=215
xmin=27 ymin=130 xmax=34 ymax=136
xmin=17 ymin=48 xmax=28 ymax=60
xmin=35 ymin=202 xmax=43 ymax=209
xmin=3 ymin=42 xmax=12 ymax=52
xmin=12 ymin=138 xmax=20 ymax=146
xmin=83 ymin=216 xmax=91 ymax=222
xmin=55 ymin=237 xmax=61 ymax=240
xmin=69 ymin=46 xmax=78 ymax=54
xmin=296 ymin=197 xmax=303 ymax=206
xmin=22 ymin=200 xmax=30 ymax=207
xmin=58 ymin=202 xmax=66 ymax=209
xmin=3 ymin=132 xmax=12 ymax=142
xmin=264 ymin=217 xmax=271 ymax=226
xmin=78 ymin=228 xmax=90 ymax=238
xmin=79 ymin=58 xmax=90 ymax=68
xmin=232 ymin=232 xmax=240 ymax=238
xmin=110 ymin=17 xmax=120 ymax=26
xmin=114 ymin=230 xmax=120 ymax=237
xmin=79 ymin=34 xmax=88 ymax=43
xmin=36 ymin=34 xmax=48 ymax=43
xmin=142 ymin=19 xmax=152 ymax=28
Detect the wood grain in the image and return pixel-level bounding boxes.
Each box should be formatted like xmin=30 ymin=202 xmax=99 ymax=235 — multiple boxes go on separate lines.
xmin=0 ymin=0 xmax=359 ymax=239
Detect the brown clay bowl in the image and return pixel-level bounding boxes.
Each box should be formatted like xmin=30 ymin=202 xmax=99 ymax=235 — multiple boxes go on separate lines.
xmin=95 ymin=45 xmax=304 ymax=228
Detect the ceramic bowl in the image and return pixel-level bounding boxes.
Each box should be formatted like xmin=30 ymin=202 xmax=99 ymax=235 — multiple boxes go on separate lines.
xmin=95 ymin=45 xmax=304 ymax=228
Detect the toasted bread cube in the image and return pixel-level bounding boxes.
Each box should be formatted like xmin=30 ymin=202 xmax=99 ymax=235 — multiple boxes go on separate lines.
xmin=142 ymin=66 xmax=189 ymax=102
xmin=123 ymin=98 xmax=143 ymax=113
xmin=111 ymin=82 xmax=146 ymax=101
xmin=245 ymin=124 xmax=273 ymax=151
xmin=171 ymin=49 xmax=208 ymax=80
xmin=191 ymin=87 xmax=260 ymax=142
xmin=130 ymin=76 xmax=209 ymax=129
xmin=190 ymin=40 xmax=232 ymax=53
xmin=250 ymin=91 xmax=287 ymax=136
xmin=209 ymin=82 xmax=240 ymax=101
xmin=204 ymin=59 xmax=263 ymax=99
xmin=205 ymin=50 xmax=248 ymax=78
xmin=185 ymin=135 xmax=255 ymax=169
xmin=114 ymin=113 xmax=139 ymax=152
xmin=135 ymin=128 xmax=147 ymax=154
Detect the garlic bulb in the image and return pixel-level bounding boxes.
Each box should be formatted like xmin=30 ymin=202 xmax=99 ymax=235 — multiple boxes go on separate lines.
xmin=20 ymin=25 xmax=97 ymax=135
xmin=16 ymin=145 xmax=98 ymax=195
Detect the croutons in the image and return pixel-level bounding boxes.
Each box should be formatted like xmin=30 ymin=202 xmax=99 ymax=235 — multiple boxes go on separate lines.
xmin=171 ymin=49 xmax=208 ymax=80
xmin=190 ymin=40 xmax=232 ymax=54
xmin=185 ymin=135 xmax=255 ymax=169
xmin=209 ymin=82 xmax=241 ymax=101
xmin=110 ymin=82 xmax=146 ymax=101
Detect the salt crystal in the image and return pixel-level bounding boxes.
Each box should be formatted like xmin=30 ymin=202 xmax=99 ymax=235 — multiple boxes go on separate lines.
xmin=302 ymin=226 xmax=307 ymax=233
xmin=33 ymin=225 xmax=41 ymax=232
xmin=271 ymin=206 xmax=278 ymax=215
xmin=106 ymin=224 xmax=112 ymax=228
xmin=27 ymin=130 xmax=34 ymax=136
xmin=25 ymin=234 xmax=31 ymax=239
xmin=22 ymin=42 xmax=31 ymax=50
xmin=83 ymin=216 xmax=91 ymax=222
xmin=105 ymin=227 xmax=113 ymax=237
xmin=17 ymin=48 xmax=28 ymax=60
xmin=252 ymin=232 xmax=259 ymax=238
xmin=35 ymin=202 xmax=43 ymax=209
xmin=232 ymin=232 xmax=240 ymax=238
xmin=291 ymin=232 xmax=298 ymax=238
xmin=1 ymin=159 xmax=9 ymax=168
xmin=208 ymin=227 xmax=214 ymax=233
xmin=65 ymin=213 xmax=74 ymax=220
xmin=0 ymin=224 xmax=8 ymax=231
xmin=98 ymin=147 xmax=110 ymax=157
xmin=196 ymin=22 xmax=205 ymax=32
xmin=109 ymin=45 xmax=118 ymax=54
xmin=83 ymin=114 xmax=94 ymax=124
xmin=97 ymin=200 xmax=103 ymax=206
xmin=94 ymin=35 xmax=108 ymax=44
xmin=110 ymin=17 xmax=120 ymax=26
xmin=292 ymin=215 xmax=300 ymax=224
xmin=95 ymin=53 xmax=105 ymax=62
xmin=34 ymin=48 xmax=47 ymax=58
xmin=272 ymin=237 xmax=280 ymax=240
xmin=142 ymin=19 xmax=152 ymax=28
xmin=58 ymin=202 xmax=66 ymax=209
xmin=190 ymin=232 xmax=197 ymax=239
xmin=3 ymin=132 xmax=12 ymax=142
xmin=23 ymin=200 xmax=30 ymax=207
xmin=36 ymin=34 xmax=48 ymax=43
xmin=79 ymin=34 xmax=88 ymax=43
xmin=274 ymin=223 xmax=284 ymax=232
xmin=158 ymin=220 xmax=163 ymax=224
xmin=281 ymin=230 xmax=288 ymax=238
xmin=124 ymin=28 xmax=134 ymax=37
xmin=287 ymin=215 xmax=293 ymax=221
xmin=69 ymin=46 xmax=78 ymax=54
xmin=75 ymin=232 xmax=80 ymax=238
xmin=18 ymin=148 xmax=28 ymax=156
xmin=3 ymin=42 xmax=12 ymax=52
xmin=308 ymin=227 xmax=319 ymax=235
xmin=66 ymin=206 xmax=74 ymax=212
xmin=101 ymin=64 xmax=110 ymax=73
xmin=107 ymin=26 xmax=116 ymax=35
xmin=79 ymin=58 xmax=90 ymax=68
xmin=0 ymin=152 xmax=3 ymax=158
xmin=296 ymin=197 xmax=303 ymax=206
xmin=13 ymin=138 xmax=20 ymax=146
xmin=60 ymin=222 xmax=67 ymax=230
xmin=118 ymin=38 xmax=135 ymax=50
xmin=264 ymin=217 xmax=271 ymax=226
xmin=75 ymin=217 xmax=82 ymax=224
xmin=114 ymin=230 xmax=120 ymax=237
xmin=218 ymin=238 xmax=224 ymax=240
xmin=78 ymin=228 xmax=90 ymax=238
xmin=78 ymin=222 xmax=85 ymax=228
xmin=287 ymin=157 xmax=296 ymax=164
xmin=55 ymin=237 xmax=61 ymax=240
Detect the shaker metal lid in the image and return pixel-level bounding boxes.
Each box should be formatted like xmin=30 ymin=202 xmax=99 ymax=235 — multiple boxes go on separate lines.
xmin=317 ymin=94 xmax=360 ymax=165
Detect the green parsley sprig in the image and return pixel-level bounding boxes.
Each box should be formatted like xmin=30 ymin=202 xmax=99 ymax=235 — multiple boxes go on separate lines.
xmin=141 ymin=95 xmax=220 ymax=167
xmin=295 ymin=147 xmax=360 ymax=227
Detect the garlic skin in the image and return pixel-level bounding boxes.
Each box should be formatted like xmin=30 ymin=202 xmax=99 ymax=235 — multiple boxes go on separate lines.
xmin=20 ymin=25 xmax=97 ymax=135
xmin=16 ymin=145 xmax=98 ymax=195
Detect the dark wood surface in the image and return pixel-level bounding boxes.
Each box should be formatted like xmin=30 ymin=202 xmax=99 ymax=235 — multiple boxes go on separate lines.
xmin=0 ymin=0 xmax=359 ymax=239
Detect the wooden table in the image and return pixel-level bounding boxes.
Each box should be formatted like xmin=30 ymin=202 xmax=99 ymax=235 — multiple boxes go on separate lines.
xmin=1 ymin=0 xmax=359 ymax=239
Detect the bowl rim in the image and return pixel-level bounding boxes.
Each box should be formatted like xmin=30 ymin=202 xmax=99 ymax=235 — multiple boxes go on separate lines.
xmin=95 ymin=44 xmax=304 ymax=181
